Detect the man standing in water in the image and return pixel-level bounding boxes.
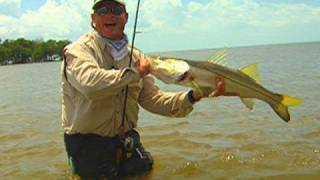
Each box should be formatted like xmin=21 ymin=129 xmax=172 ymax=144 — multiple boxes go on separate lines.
xmin=61 ymin=0 xmax=216 ymax=179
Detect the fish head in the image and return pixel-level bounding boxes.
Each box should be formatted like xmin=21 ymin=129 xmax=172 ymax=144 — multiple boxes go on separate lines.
xmin=150 ymin=58 xmax=190 ymax=84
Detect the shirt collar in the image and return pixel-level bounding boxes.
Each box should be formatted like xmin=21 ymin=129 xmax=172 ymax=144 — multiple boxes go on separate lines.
xmin=95 ymin=31 xmax=129 ymax=61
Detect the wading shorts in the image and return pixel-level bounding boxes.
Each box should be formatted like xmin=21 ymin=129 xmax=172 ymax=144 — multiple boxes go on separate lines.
xmin=64 ymin=129 xmax=153 ymax=179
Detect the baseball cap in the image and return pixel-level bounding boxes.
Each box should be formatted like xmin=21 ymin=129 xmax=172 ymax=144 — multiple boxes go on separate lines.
xmin=93 ymin=0 xmax=126 ymax=9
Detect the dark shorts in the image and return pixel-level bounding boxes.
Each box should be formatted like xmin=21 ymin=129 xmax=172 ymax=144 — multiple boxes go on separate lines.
xmin=64 ymin=130 xmax=153 ymax=179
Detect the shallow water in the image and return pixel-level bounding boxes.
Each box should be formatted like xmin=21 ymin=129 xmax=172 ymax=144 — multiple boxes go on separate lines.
xmin=0 ymin=42 xmax=320 ymax=179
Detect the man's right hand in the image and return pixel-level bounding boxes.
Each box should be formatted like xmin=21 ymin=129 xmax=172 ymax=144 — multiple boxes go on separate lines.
xmin=191 ymin=87 xmax=215 ymax=102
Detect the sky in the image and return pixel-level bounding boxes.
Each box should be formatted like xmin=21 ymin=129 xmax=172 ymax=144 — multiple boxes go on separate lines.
xmin=0 ymin=0 xmax=319 ymax=53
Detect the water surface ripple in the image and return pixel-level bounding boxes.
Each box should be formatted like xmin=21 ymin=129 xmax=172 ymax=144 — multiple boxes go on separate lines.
xmin=1 ymin=42 xmax=319 ymax=179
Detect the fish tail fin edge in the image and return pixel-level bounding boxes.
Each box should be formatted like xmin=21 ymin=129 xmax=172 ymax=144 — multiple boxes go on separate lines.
xmin=271 ymin=103 xmax=290 ymax=122
xmin=270 ymin=94 xmax=303 ymax=122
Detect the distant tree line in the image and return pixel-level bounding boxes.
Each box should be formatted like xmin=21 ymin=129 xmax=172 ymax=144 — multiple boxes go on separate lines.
xmin=0 ymin=38 xmax=70 ymax=65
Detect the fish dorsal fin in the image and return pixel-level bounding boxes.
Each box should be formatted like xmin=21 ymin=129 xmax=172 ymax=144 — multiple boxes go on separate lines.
xmin=207 ymin=48 xmax=228 ymax=66
xmin=240 ymin=64 xmax=261 ymax=84
xmin=240 ymin=98 xmax=256 ymax=111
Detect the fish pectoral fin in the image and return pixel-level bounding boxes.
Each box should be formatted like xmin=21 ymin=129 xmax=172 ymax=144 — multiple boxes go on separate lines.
xmin=240 ymin=64 xmax=261 ymax=84
xmin=240 ymin=98 xmax=256 ymax=111
xmin=191 ymin=80 xmax=204 ymax=97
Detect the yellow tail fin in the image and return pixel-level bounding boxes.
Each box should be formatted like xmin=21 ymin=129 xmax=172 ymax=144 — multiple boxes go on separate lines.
xmin=282 ymin=95 xmax=304 ymax=106
xmin=270 ymin=94 xmax=303 ymax=122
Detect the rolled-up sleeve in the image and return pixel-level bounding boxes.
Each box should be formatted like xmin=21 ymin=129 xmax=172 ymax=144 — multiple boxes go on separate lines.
xmin=138 ymin=75 xmax=194 ymax=117
xmin=64 ymin=46 xmax=140 ymax=100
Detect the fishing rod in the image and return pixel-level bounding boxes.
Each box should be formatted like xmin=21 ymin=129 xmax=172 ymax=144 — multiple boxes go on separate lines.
xmin=119 ymin=0 xmax=141 ymax=134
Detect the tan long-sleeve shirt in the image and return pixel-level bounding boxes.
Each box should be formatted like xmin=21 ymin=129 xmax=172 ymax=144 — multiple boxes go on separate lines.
xmin=61 ymin=31 xmax=194 ymax=137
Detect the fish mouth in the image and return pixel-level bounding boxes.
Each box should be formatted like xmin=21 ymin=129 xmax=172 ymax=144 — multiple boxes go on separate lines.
xmin=177 ymin=71 xmax=189 ymax=82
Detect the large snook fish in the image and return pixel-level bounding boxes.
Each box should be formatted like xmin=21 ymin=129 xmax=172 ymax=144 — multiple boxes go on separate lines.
xmin=149 ymin=50 xmax=303 ymax=122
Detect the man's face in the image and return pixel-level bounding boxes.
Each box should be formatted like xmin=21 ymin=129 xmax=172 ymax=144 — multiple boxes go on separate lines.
xmin=92 ymin=1 xmax=128 ymax=40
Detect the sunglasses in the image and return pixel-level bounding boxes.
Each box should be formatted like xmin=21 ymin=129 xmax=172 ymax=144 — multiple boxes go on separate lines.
xmin=95 ymin=6 xmax=125 ymax=16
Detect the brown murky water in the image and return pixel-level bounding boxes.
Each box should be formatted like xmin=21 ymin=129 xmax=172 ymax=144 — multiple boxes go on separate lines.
xmin=1 ymin=42 xmax=319 ymax=179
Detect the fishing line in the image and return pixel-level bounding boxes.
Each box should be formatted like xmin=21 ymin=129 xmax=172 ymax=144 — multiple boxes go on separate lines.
xmin=120 ymin=0 xmax=141 ymax=132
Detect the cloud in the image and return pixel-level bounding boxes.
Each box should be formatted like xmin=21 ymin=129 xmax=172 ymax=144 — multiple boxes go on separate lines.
xmin=0 ymin=0 xmax=319 ymax=52
xmin=135 ymin=0 xmax=320 ymax=51
xmin=0 ymin=0 xmax=21 ymax=16
xmin=0 ymin=0 xmax=92 ymax=40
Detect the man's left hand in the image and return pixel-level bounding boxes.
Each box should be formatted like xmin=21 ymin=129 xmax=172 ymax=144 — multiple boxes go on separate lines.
xmin=132 ymin=49 xmax=151 ymax=77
